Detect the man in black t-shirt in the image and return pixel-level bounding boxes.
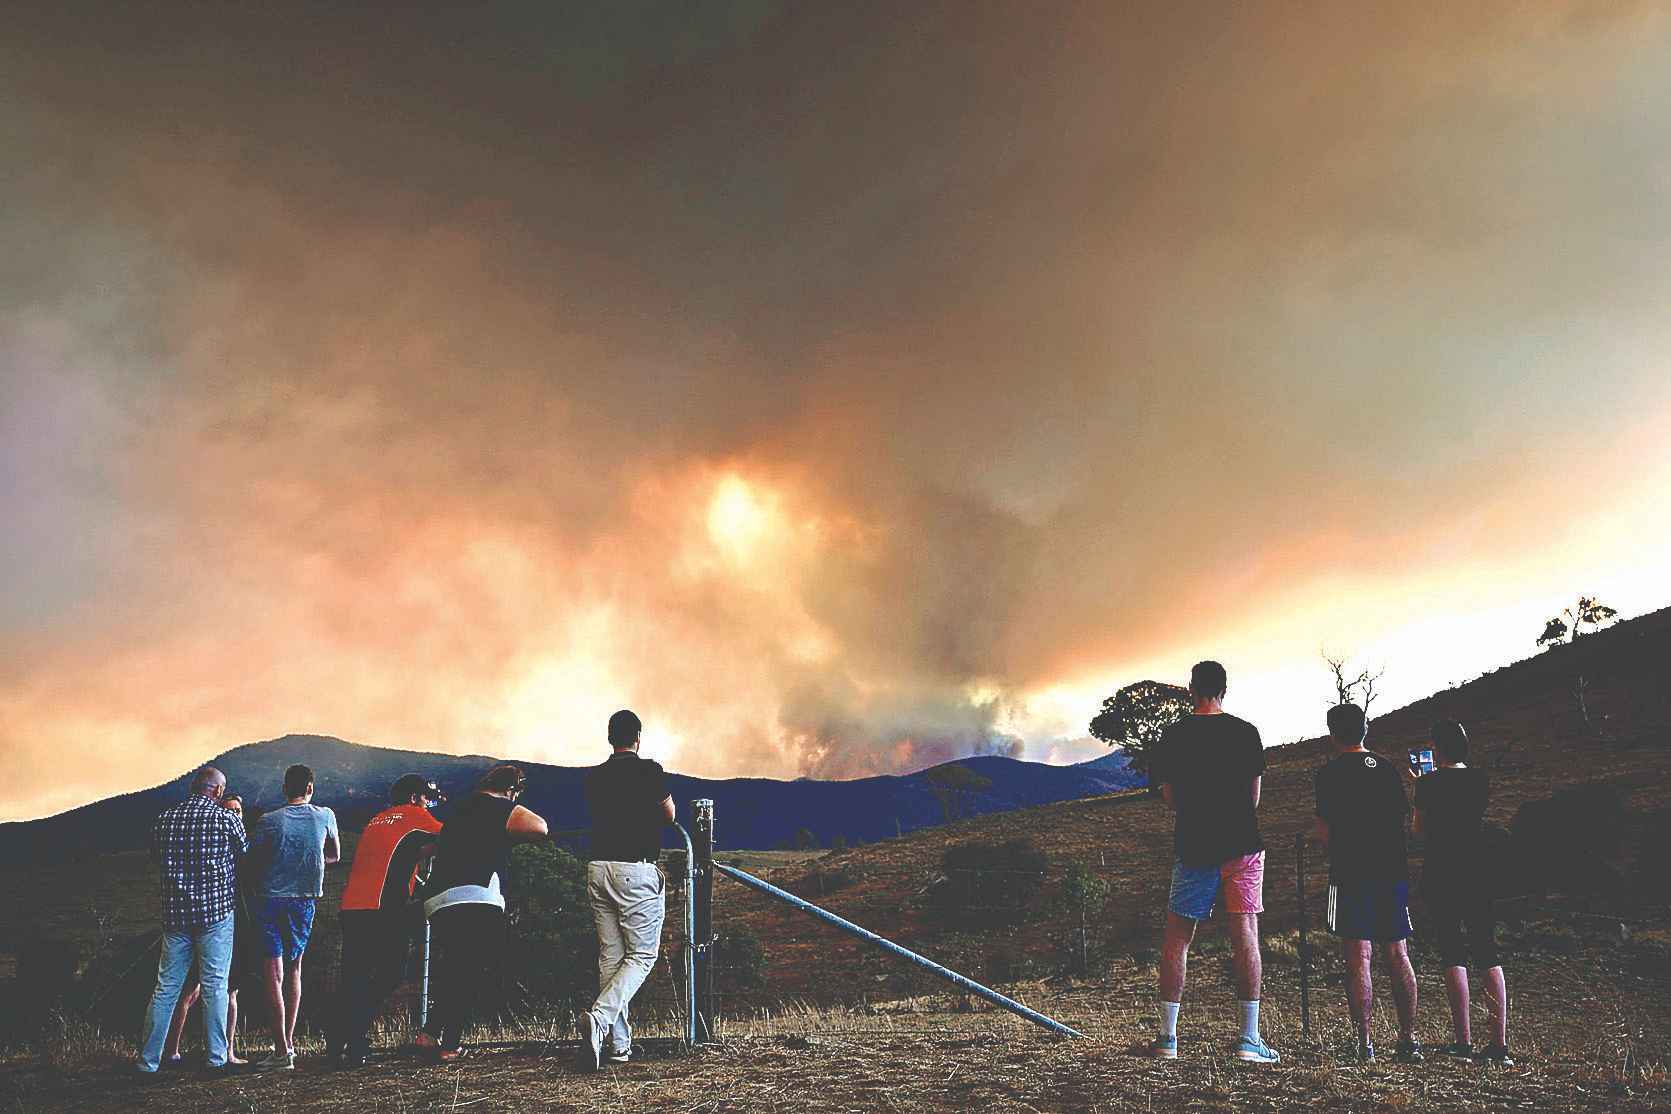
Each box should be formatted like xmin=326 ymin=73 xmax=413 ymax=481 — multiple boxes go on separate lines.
xmin=1413 ymin=720 xmax=1512 ymax=1064
xmin=577 ymin=709 xmax=675 ymax=1071
xmin=1314 ymin=703 xmax=1420 ymax=1062
xmin=1147 ymin=661 xmax=1278 ymax=1064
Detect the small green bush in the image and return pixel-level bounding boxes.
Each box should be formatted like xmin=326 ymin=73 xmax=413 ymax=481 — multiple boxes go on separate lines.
xmin=506 ymin=844 xmax=597 ymax=1016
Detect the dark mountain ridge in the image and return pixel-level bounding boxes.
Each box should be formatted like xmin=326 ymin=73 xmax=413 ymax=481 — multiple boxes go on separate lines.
xmin=0 ymin=736 xmax=1139 ymax=860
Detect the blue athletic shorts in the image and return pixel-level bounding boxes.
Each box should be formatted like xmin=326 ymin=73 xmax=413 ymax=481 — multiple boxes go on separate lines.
xmin=1326 ymin=881 xmax=1412 ymax=942
xmin=257 ymin=895 xmax=317 ymax=961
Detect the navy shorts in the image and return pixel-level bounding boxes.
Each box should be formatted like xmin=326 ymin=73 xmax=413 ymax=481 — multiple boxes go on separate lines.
xmin=257 ymin=896 xmax=317 ymax=961
xmin=1327 ymin=881 xmax=1412 ymax=942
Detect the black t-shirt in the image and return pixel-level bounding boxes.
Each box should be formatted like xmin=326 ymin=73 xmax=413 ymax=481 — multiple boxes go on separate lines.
xmin=428 ymin=794 xmax=516 ymax=893
xmin=1413 ymin=766 xmax=1489 ymax=890
xmin=1315 ymin=750 xmax=1409 ymax=884
xmin=586 ymin=752 xmax=670 ymax=863
xmin=1150 ymin=713 xmax=1266 ymax=868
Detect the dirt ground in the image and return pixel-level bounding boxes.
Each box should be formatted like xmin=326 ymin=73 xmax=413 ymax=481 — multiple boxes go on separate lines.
xmin=6 ymin=932 xmax=1667 ymax=1114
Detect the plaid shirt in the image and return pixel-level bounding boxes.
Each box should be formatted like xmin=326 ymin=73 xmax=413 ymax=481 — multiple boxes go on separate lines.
xmin=152 ymin=794 xmax=249 ymax=931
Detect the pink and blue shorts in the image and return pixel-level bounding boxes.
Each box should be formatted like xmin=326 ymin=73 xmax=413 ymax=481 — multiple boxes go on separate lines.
xmin=1169 ymin=852 xmax=1265 ymax=921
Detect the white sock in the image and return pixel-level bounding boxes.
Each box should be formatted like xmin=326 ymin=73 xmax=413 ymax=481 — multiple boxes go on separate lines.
xmin=1238 ymin=1000 xmax=1260 ymax=1043
xmin=1160 ymin=1001 xmax=1180 ymax=1039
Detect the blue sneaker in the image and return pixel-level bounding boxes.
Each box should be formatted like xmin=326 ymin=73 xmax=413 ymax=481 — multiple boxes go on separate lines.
xmin=1234 ymin=1036 xmax=1281 ymax=1064
xmin=1150 ymin=1034 xmax=1178 ymax=1060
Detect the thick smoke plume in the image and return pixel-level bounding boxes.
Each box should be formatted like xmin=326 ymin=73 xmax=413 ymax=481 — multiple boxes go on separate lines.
xmin=3 ymin=4 xmax=1670 ymax=818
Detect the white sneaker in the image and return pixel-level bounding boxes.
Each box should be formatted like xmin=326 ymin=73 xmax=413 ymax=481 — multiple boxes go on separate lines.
xmin=1234 ymin=1036 xmax=1280 ymax=1064
xmin=254 ymin=1049 xmax=295 ymax=1071
xmin=577 ymin=1014 xmax=601 ymax=1073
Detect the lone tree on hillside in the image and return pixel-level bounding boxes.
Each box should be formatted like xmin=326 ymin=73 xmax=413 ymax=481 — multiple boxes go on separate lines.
xmin=1536 ymin=595 xmax=1621 ymax=741
xmin=1322 ymin=650 xmax=1386 ymax=715
xmin=1537 ymin=595 xmax=1618 ymax=648
xmin=1089 ymin=680 xmax=1192 ymax=785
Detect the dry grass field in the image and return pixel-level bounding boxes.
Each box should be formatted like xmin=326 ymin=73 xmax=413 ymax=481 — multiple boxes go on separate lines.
xmin=3 ymin=608 xmax=1669 ymax=1111
xmin=4 ymin=928 xmax=1669 ymax=1113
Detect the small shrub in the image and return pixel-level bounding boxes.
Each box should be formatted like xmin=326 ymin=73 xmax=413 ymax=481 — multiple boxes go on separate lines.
xmin=929 ymin=839 xmax=1050 ymax=927
xmin=36 ymin=1012 xmax=129 ymax=1072
xmin=1509 ymin=784 xmax=1626 ymax=903
xmin=806 ymin=866 xmax=855 ymax=896
xmin=1637 ymin=807 xmax=1671 ymax=901
xmin=984 ymin=944 xmax=1025 ymax=984
xmin=506 ymin=844 xmax=597 ymax=1017
xmin=1060 ymin=864 xmax=1110 ymax=974
xmin=6 ymin=935 xmax=80 ymax=1045
xmin=716 ymin=927 xmax=766 ymax=991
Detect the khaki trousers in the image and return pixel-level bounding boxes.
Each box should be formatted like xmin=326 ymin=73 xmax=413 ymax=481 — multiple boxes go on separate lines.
xmin=586 ymin=861 xmax=666 ymax=1051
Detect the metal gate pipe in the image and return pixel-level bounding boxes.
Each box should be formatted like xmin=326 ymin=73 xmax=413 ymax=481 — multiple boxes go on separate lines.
xmin=711 ymin=861 xmax=1083 ymax=1039
xmin=670 ymin=820 xmax=698 ymax=1049
xmin=418 ymin=915 xmax=431 ymax=1029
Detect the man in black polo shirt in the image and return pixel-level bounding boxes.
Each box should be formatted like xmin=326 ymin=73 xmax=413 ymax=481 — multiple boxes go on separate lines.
xmin=577 ymin=709 xmax=675 ymax=1071
xmin=1314 ymin=702 xmax=1420 ymax=1063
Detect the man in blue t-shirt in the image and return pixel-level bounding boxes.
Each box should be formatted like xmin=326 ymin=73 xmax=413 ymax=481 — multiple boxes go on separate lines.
xmin=250 ymin=763 xmax=339 ymax=1070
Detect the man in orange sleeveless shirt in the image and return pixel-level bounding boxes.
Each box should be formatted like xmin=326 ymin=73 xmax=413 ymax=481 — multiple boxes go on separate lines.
xmin=328 ymin=774 xmax=445 ymax=1067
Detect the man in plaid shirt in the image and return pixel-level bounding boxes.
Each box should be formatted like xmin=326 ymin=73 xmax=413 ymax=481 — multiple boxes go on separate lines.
xmin=137 ymin=766 xmax=248 ymax=1073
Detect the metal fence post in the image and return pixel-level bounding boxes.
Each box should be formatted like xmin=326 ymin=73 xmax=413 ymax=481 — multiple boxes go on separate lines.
xmin=670 ymin=821 xmax=698 ymax=1050
xmin=692 ymin=799 xmax=716 ymax=1043
xmin=1295 ymin=831 xmax=1311 ymax=1040
xmin=417 ymin=915 xmax=431 ymax=1030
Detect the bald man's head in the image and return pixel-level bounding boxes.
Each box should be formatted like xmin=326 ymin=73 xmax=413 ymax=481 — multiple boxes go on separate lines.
xmin=190 ymin=766 xmax=226 ymax=798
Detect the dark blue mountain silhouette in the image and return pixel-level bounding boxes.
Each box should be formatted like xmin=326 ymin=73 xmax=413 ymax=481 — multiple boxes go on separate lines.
xmin=1072 ymin=750 xmax=1137 ymax=775
xmin=0 ymin=735 xmax=1141 ymax=860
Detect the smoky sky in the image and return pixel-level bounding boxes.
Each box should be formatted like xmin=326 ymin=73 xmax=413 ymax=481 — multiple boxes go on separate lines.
xmin=4 ymin=2 xmax=1671 ymax=819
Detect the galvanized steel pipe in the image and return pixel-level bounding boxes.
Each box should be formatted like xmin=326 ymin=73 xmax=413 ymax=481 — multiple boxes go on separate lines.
xmin=712 ymin=860 xmax=1083 ymax=1039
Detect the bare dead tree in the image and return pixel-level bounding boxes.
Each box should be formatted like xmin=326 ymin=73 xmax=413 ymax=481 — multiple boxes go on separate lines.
xmin=1322 ymin=649 xmax=1387 ymax=715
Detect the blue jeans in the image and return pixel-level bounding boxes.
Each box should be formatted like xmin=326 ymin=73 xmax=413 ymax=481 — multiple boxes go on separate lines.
xmin=139 ymin=913 xmax=234 ymax=1070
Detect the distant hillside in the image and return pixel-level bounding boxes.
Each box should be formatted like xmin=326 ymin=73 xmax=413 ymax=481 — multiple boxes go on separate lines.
xmin=713 ymin=604 xmax=1671 ymax=1002
xmin=0 ymin=736 xmax=1142 ymax=861
xmin=1073 ymin=750 xmax=1136 ymax=775
xmin=1266 ymin=600 xmax=1671 ymax=765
